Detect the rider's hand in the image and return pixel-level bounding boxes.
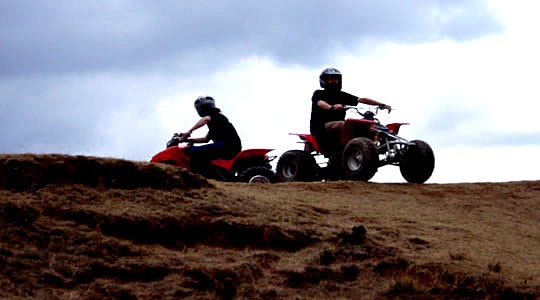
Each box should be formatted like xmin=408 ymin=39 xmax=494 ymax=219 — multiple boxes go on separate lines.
xmin=181 ymin=131 xmax=192 ymax=138
xmin=333 ymin=104 xmax=344 ymax=110
xmin=382 ymin=104 xmax=392 ymax=113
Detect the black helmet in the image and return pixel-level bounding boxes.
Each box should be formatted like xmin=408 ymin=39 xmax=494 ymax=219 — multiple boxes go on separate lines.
xmin=319 ymin=67 xmax=342 ymax=91
xmin=194 ymin=96 xmax=216 ymax=117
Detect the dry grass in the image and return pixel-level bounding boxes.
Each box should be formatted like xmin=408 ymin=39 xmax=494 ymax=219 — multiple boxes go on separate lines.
xmin=1 ymin=154 xmax=539 ymax=299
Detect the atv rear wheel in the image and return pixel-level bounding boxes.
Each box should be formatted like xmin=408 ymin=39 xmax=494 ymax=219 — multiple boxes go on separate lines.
xmin=399 ymin=140 xmax=434 ymax=183
xmin=238 ymin=166 xmax=276 ymax=183
xmin=276 ymin=150 xmax=317 ymax=182
xmin=162 ymin=160 xmax=177 ymax=166
xmin=342 ymin=137 xmax=379 ymax=181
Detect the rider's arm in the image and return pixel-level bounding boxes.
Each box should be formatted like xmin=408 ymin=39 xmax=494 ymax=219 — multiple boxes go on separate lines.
xmin=182 ymin=116 xmax=211 ymax=137
xmin=317 ymin=100 xmax=343 ymax=110
xmin=357 ymin=97 xmax=392 ymax=112
xmin=188 ymin=133 xmax=210 ymax=144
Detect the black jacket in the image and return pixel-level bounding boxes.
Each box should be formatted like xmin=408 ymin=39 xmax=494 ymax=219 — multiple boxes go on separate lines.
xmin=310 ymin=89 xmax=357 ymax=134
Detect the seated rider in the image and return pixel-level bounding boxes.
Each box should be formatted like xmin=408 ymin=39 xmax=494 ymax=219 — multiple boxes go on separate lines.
xmin=180 ymin=96 xmax=242 ymax=178
xmin=310 ymin=67 xmax=391 ymax=157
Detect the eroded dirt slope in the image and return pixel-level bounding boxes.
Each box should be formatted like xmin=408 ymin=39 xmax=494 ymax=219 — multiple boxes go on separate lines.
xmin=1 ymin=154 xmax=539 ymax=299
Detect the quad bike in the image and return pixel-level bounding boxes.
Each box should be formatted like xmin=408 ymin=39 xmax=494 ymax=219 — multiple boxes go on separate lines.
xmin=276 ymin=105 xmax=435 ymax=183
xmin=151 ymin=133 xmax=277 ymax=183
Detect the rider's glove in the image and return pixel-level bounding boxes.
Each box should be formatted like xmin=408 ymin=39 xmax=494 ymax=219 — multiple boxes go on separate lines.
xmin=382 ymin=104 xmax=392 ymax=112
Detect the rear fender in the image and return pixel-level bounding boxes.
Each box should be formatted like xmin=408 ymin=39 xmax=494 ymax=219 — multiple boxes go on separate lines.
xmin=150 ymin=146 xmax=190 ymax=168
xmin=290 ymin=133 xmax=323 ymax=153
xmin=214 ymin=148 xmax=274 ymax=172
xmin=386 ymin=123 xmax=409 ymax=135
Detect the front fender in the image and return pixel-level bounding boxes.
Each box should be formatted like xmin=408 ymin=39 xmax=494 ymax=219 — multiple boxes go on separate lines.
xmin=386 ymin=123 xmax=409 ymax=135
xmin=150 ymin=146 xmax=190 ymax=168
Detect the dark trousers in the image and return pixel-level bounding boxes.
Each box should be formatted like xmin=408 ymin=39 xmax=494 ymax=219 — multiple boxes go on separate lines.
xmin=314 ymin=121 xmax=344 ymax=158
xmin=183 ymin=142 xmax=237 ymax=179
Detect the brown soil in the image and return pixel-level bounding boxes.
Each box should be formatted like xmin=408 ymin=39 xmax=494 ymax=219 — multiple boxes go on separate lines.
xmin=1 ymin=154 xmax=539 ymax=299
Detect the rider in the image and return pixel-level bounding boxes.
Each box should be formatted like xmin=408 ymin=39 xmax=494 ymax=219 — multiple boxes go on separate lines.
xmin=180 ymin=96 xmax=242 ymax=177
xmin=310 ymin=67 xmax=391 ymax=157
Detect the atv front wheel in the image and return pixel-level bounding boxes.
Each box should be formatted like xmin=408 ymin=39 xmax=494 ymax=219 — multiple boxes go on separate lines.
xmin=399 ymin=140 xmax=434 ymax=183
xmin=238 ymin=166 xmax=276 ymax=183
xmin=276 ymin=150 xmax=317 ymax=182
xmin=342 ymin=137 xmax=379 ymax=181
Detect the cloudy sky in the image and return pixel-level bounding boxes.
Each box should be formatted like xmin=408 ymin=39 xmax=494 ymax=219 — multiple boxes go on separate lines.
xmin=2 ymin=0 xmax=539 ymax=183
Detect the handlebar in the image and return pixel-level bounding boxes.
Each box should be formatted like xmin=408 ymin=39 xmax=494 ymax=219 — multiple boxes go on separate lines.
xmin=343 ymin=105 xmax=389 ymax=120
xmin=173 ymin=133 xmax=188 ymax=141
xmin=166 ymin=133 xmax=191 ymax=148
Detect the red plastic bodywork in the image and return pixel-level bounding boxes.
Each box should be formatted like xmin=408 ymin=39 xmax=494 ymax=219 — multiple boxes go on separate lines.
xmin=289 ymin=133 xmax=323 ymax=153
xmin=211 ymin=149 xmax=274 ymax=171
xmin=386 ymin=123 xmax=409 ymax=135
xmin=340 ymin=118 xmax=377 ymax=145
xmin=150 ymin=146 xmax=273 ymax=172
xmin=151 ymin=146 xmax=191 ymax=169
xmin=290 ymin=118 xmax=410 ymax=155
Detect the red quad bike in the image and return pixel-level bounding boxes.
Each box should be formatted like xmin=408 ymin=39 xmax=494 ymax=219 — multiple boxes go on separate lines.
xmin=276 ymin=105 xmax=435 ymax=183
xmin=151 ymin=134 xmax=277 ymax=183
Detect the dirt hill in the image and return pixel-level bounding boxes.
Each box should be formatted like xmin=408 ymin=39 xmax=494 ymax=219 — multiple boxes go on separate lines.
xmin=1 ymin=154 xmax=539 ymax=299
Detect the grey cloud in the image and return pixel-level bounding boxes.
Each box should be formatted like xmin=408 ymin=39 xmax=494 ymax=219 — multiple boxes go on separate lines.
xmin=0 ymin=0 xmax=504 ymax=159
xmin=1 ymin=0 xmax=502 ymax=77
xmin=0 ymin=75 xmax=168 ymax=157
